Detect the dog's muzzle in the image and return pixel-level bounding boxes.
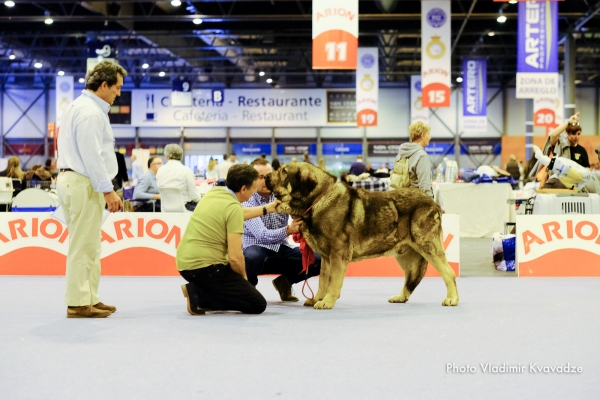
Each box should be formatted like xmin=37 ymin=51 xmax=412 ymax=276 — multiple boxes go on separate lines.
xmin=264 ymin=173 xmax=274 ymax=191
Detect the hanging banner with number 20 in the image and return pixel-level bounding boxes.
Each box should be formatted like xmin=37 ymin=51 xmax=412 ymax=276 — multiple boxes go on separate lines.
xmin=421 ymin=0 xmax=451 ymax=108
xmin=312 ymin=0 xmax=358 ymax=69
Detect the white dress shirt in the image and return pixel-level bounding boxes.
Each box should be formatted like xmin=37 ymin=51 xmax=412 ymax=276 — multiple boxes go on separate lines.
xmin=156 ymin=159 xmax=200 ymax=203
xmin=57 ymin=90 xmax=117 ymax=193
xmin=131 ymin=160 xmax=144 ymax=182
xmin=217 ymin=160 xmax=233 ymax=180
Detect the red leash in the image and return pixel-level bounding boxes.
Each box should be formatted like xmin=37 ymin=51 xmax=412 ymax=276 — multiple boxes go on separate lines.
xmin=292 ymin=186 xmax=335 ymax=300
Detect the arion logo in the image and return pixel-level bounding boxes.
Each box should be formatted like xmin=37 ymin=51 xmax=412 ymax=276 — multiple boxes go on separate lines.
xmin=360 ymin=53 xmax=375 ymax=69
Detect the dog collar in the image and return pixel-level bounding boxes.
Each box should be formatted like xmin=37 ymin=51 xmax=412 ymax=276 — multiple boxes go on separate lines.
xmin=302 ymin=186 xmax=335 ymax=216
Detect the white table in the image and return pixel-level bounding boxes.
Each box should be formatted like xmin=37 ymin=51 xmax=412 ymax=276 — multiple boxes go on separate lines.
xmin=435 ymin=182 xmax=514 ymax=238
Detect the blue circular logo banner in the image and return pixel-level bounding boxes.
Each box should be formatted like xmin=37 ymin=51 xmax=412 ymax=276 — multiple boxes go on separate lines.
xmin=361 ymin=53 xmax=375 ymax=69
xmin=427 ymin=8 xmax=446 ymax=28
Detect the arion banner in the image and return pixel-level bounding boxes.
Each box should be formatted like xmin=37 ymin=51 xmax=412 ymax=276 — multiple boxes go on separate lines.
xmin=516 ymin=0 xmax=559 ymax=98
xmin=410 ymin=75 xmax=429 ymax=124
xmin=533 ymin=74 xmax=564 ymax=134
xmin=517 ymin=215 xmax=600 ymax=277
xmin=312 ymin=0 xmax=358 ymax=69
xmin=421 ymin=0 xmax=451 ymax=108
xmin=461 ymin=58 xmax=487 ymax=133
xmin=356 ymin=48 xmax=378 ymax=127
xmin=0 ymin=213 xmax=459 ymax=278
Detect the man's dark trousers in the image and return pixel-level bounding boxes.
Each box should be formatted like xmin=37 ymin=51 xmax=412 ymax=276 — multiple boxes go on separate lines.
xmin=179 ymin=264 xmax=266 ymax=314
xmin=243 ymin=245 xmax=321 ymax=287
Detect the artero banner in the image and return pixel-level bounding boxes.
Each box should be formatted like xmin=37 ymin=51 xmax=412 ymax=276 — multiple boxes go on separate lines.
xmin=461 ymin=58 xmax=487 ymax=133
xmin=516 ymin=0 xmax=559 ymax=98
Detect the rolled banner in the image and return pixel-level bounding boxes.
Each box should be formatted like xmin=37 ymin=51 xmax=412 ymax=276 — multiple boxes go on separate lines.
xmin=356 ymin=48 xmax=378 ymax=126
xmin=421 ymin=0 xmax=451 ymax=108
xmin=462 ymin=58 xmax=487 ymax=133
xmin=312 ymin=0 xmax=358 ymax=69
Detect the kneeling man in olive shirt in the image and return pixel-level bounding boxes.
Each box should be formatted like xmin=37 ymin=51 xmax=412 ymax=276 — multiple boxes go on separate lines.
xmin=177 ymin=164 xmax=279 ymax=315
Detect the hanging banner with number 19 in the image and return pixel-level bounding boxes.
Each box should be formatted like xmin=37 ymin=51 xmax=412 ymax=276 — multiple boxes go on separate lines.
xmin=356 ymin=48 xmax=378 ymax=127
xmin=312 ymin=0 xmax=358 ymax=69
xmin=421 ymin=0 xmax=451 ymax=108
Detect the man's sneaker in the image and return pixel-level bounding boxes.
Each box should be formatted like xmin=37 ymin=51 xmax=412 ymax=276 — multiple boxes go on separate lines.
xmin=272 ymin=276 xmax=299 ymax=302
xmin=93 ymin=302 xmax=116 ymax=313
xmin=67 ymin=306 xmax=112 ymax=318
xmin=181 ymin=284 xmax=210 ymax=315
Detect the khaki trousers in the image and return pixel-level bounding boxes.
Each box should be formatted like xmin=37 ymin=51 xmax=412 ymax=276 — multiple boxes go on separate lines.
xmin=57 ymin=171 xmax=106 ymax=306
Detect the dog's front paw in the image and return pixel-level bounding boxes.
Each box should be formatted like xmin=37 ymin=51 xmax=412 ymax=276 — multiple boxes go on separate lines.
xmin=388 ymin=294 xmax=409 ymax=303
xmin=442 ymin=297 xmax=459 ymax=306
xmin=313 ymin=299 xmax=335 ymax=309
xmin=304 ymin=298 xmax=317 ymax=307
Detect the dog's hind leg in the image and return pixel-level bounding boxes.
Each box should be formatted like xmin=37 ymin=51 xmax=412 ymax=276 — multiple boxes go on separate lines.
xmin=419 ymin=242 xmax=459 ymax=306
xmin=314 ymin=252 xmax=348 ymax=310
xmin=304 ymin=256 xmax=329 ymax=307
xmin=388 ymin=247 xmax=428 ymax=303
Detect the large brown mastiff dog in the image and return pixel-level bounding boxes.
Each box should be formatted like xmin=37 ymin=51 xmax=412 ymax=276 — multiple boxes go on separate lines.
xmin=265 ymin=162 xmax=459 ymax=310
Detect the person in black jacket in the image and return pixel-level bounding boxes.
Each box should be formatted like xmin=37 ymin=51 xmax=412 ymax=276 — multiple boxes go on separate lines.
xmin=112 ymin=151 xmax=129 ymax=190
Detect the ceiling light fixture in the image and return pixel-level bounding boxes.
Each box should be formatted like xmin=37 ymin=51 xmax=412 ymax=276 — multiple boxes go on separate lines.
xmin=266 ymin=78 xmax=273 ymax=83
xmin=497 ymin=13 xmax=507 ymax=24
xmin=193 ymin=18 xmax=202 ymax=25
xmin=44 ymin=11 xmax=53 ymax=25
xmin=488 ymin=32 xmax=495 ymax=37
xmin=57 ymin=70 xmax=64 ymax=76
xmin=509 ymin=0 xmax=518 ymax=4
xmin=159 ymin=71 xmax=166 ymax=77
xmin=5 ymin=1 xmax=15 ymax=7
xmin=259 ymin=71 xmax=265 ymax=76
xmin=456 ymin=77 xmax=463 ymax=83
xmin=142 ymin=62 xmax=149 ymax=69
xmin=34 ymin=62 xmax=43 ymax=68
xmin=574 ymin=80 xmax=582 ymax=84
xmin=9 ymin=54 xmax=16 ymax=60
xmin=79 ymin=78 xmax=85 ymax=83
xmin=171 ymin=0 xmax=181 ymax=6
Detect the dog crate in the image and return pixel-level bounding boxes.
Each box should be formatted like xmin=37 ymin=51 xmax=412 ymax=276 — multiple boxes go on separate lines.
xmin=532 ymin=193 xmax=600 ymax=215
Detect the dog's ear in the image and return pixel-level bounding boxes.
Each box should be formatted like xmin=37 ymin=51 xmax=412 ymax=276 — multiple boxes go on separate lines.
xmin=298 ymin=168 xmax=318 ymax=198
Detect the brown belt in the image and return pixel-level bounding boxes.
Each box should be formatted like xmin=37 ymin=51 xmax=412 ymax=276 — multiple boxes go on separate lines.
xmin=59 ymin=168 xmax=74 ymax=173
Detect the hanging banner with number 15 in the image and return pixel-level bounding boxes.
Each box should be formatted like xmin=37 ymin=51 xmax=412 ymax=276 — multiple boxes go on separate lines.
xmin=312 ymin=0 xmax=358 ymax=69
xmin=421 ymin=0 xmax=451 ymax=108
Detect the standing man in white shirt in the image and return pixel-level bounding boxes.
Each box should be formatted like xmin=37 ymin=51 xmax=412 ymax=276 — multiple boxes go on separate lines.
xmin=156 ymin=144 xmax=201 ymax=211
xmin=56 ymin=61 xmax=126 ymax=318
xmin=130 ymin=154 xmax=144 ymax=184
xmin=218 ymin=153 xmax=233 ymax=180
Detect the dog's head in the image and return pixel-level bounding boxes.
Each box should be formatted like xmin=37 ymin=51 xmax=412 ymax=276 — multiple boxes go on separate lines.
xmin=265 ymin=162 xmax=336 ymax=214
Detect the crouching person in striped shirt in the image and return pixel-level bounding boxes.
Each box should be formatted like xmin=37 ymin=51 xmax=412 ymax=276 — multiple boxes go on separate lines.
xmin=242 ymin=158 xmax=321 ymax=302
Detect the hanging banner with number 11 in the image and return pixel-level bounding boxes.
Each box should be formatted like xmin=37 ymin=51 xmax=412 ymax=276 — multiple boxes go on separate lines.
xmin=421 ymin=0 xmax=451 ymax=108
xmin=312 ymin=0 xmax=358 ymax=69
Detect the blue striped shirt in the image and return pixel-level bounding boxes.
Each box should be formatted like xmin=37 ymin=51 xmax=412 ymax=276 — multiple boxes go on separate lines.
xmin=242 ymin=193 xmax=291 ymax=251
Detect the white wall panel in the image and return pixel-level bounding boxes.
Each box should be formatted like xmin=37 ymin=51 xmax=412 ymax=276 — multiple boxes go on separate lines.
xmin=320 ymin=127 xmax=363 ymax=138
xmin=575 ymin=87 xmax=596 ymax=134
xmin=112 ymin=126 xmax=136 ymax=138
xmin=274 ymin=128 xmax=317 ymax=138
xmin=2 ymin=89 xmax=46 ymax=138
xmin=230 ymin=128 xmax=271 ymax=138
xmin=185 ymin=127 xmax=227 ymax=138
xmin=138 ymin=127 xmax=181 ymax=138
xmin=366 ymin=88 xmax=410 ymax=138
xmin=184 ymin=142 xmax=227 ymax=154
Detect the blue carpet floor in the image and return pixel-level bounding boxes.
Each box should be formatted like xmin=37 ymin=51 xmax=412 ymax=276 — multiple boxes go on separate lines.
xmin=0 ymin=276 xmax=598 ymax=399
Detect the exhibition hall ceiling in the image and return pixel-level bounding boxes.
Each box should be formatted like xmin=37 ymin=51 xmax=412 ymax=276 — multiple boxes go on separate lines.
xmin=0 ymin=0 xmax=599 ymax=88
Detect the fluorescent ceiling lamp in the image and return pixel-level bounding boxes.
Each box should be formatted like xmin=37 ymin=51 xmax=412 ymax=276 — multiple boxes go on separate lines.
xmin=142 ymin=63 xmax=149 ymax=69
xmin=9 ymin=54 xmax=16 ymax=60
xmin=159 ymin=71 xmax=166 ymax=77
xmin=509 ymin=0 xmax=518 ymax=4
xmin=171 ymin=0 xmax=181 ymax=6
xmin=497 ymin=15 xmax=507 ymax=23
xmin=259 ymin=71 xmax=265 ymax=76
xmin=488 ymin=32 xmax=495 ymax=37
xmin=456 ymin=77 xmax=463 ymax=83
xmin=79 ymin=78 xmax=85 ymax=83
xmin=266 ymin=78 xmax=273 ymax=83
xmin=34 ymin=62 xmax=43 ymax=68
xmin=57 ymin=71 xmax=64 ymax=76
xmin=45 ymin=17 xmax=53 ymax=25
xmin=193 ymin=18 xmax=202 ymax=25
xmin=5 ymin=1 xmax=15 ymax=7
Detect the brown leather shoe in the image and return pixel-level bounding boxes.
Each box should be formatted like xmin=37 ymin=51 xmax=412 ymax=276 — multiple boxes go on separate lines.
xmin=272 ymin=276 xmax=299 ymax=302
xmin=181 ymin=284 xmax=210 ymax=315
xmin=67 ymin=306 xmax=112 ymax=318
xmin=93 ymin=302 xmax=116 ymax=313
